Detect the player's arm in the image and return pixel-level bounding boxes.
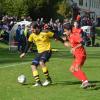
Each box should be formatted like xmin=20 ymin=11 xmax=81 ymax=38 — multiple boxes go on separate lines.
xmin=71 ymin=41 xmax=84 ymax=53
xmin=20 ymin=41 xmax=32 ymax=58
xmin=64 ymin=41 xmax=70 ymax=48
xmin=47 ymin=31 xmax=65 ymax=43
xmin=20 ymin=34 xmax=33 ymax=58
xmin=53 ymin=33 xmax=65 ymax=43
xmin=61 ymin=34 xmax=71 ymax=47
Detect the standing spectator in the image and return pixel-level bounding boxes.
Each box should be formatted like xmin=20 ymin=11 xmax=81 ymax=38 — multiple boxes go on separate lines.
xmin=76 ymin=13 xmax=81 ymax=25
xmin=90 ymin=25 xmax=96 ymax=46
xmin=15 ymin=25 xmax=21 ymax=52
xmin=20 ymin=24 xmax=26 ymax=53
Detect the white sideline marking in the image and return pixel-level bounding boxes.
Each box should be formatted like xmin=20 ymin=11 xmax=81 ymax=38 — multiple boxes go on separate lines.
xmin=0 ymin=62 xmax=30 ymax=69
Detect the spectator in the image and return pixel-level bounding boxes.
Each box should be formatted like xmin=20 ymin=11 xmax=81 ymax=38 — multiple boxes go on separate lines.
xmin=15 ymin=25 xmax=21 ymax=52
xmin=20 ymin=24 xmax=27 ymax=53
xmin=90 ymin=25 xmax=96 ymax=46
xmin=76 ymin=13 xmax=81 ymax=25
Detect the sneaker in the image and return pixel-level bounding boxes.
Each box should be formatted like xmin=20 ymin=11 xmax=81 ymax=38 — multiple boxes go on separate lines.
xmin=32 ymin=82 xmax=42 ymax=87
xmin=81 ymin=82 xmax=96 ymax=89
xmin=42 ymin=79 xmax=52 ymax=86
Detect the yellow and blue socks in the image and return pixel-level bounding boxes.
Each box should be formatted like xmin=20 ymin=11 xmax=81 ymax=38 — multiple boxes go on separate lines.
xmin=32 ymin=70 xmax=41 ymax=84
xmin=42 ymin=67 xmax=52 ymax=81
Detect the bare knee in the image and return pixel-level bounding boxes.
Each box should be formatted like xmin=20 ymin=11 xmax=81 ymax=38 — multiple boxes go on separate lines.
xmin=74 ymin=64 xmax=81 ymax=71
xmin=69 ymin=66 xmax=74 ymax=73
xmin=39 ymin=61 xmax=45 ymax=67
xmin=31 ymin=65 xmax=37 ymax=71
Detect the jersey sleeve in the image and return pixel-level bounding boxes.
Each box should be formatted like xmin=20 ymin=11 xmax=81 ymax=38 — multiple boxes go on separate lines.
xmin=47 ymin=31 xmax=54 ymax=37
xmin=28 ymin=34 xmax=34 ymax=42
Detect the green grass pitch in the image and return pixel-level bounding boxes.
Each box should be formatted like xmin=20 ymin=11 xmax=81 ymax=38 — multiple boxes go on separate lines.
xmin=0 ymin=41 xmax=100 ymax=100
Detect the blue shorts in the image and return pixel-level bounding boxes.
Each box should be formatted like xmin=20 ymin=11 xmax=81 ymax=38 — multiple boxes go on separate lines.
xmin=32 ymin=50 xmax=52 ymax=66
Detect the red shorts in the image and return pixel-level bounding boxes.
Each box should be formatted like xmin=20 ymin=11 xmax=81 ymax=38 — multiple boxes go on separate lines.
xmin=72 ymin=55 xmax=86 ymax=68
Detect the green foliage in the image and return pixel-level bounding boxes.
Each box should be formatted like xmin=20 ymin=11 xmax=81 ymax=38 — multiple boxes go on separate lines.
xmin=56 ymin=0 xmax=71 ymax=18
xmin=0 ymin=0 xmax=5 ymax=14
xmin=0 ymin=0 xmax=71 ymax=19
xmin=3 ymin=0 xmax=28 ymax=17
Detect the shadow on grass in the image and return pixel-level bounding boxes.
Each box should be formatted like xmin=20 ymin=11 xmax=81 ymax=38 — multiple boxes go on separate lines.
xmin=52 ymin=80 xmax=100 ymax=90
xmin=19 ymin=80 xmax=100 ymax=90
xmin=54 ymin=80 xmax=100 ymax=85
xmin=24 ymin=80 xmax=100 ymax=86
xmin=53 ymin=81 xmax=81 ymax=86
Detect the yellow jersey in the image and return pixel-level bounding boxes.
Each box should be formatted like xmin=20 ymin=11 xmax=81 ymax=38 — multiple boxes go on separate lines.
xmin=28 ymin=31 xmax=54 ymax=53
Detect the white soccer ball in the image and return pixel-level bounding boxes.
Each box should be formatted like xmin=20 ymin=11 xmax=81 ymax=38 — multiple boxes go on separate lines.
xmin=17 ymin=74 xmax=26 ymax=84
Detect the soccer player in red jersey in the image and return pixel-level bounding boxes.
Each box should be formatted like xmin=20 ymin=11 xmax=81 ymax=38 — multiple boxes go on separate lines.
xmin=63 ymin=23 xmax=95 ymax=88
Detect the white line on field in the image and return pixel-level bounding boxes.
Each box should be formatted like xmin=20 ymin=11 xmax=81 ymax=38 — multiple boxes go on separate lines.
xmin=0 ymin=62 xmax=30 ymax=69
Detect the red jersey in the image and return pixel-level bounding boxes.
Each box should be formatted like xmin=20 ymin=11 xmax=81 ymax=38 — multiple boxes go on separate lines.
xmin=72 ymin=27 xmax=83 ymax=36
xmin=68 ymin=33 xmax=86 ymax=56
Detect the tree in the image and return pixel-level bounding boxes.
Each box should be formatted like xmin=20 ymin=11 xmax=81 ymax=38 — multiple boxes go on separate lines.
xmin=56 ymin=0 xmax=71 ymax=18
xmin=0 ymin=0 xmax=71 ymax=20
xmin=3 ymin=0 xmax=28 ymax=17
xmin=0 ymin=0 xmax=6 ymax=16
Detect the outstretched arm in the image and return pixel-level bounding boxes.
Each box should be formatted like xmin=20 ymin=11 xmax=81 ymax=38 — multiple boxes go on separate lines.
xmin=53 ymin=33 xmax=65 ymax=43
xmin=20 ymin=41 xmax=32 ymax=58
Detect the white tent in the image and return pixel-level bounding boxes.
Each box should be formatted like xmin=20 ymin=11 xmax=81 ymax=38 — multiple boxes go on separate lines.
xmin=81 ymin=26 xmax=91 ymax=34
xmin=9 ymin=21 xmax=32 ymax=51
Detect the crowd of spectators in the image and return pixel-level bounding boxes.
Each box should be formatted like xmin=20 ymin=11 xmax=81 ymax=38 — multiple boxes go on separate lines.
xmin=76 ymin=13 xmax=96 ymax=46
xmin=0 ymin=15 xmax=17 ymax=42
xmin=0 ymin=14 xmax=98 ymax=52
xmin=0 ymin=15 xmax=32 ymax=42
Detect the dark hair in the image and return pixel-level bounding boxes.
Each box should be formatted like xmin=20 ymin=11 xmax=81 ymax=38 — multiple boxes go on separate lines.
xmin=32 ymin=23 xmax=40 ymax=29
xmin=18 ymin=24 xmax=21 ymax=27
xmin=78 ymin=12 xmax=80 ymax=15
xmin=63 ymin=23 xmax=72 ymax=31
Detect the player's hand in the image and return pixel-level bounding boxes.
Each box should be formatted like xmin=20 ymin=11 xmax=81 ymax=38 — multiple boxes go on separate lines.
xmin=62 ymin=36 xmax=66 ymax=41
xmin=54 ymin=38 xmax=57 ymax=41
xmin=20 ymin=53 xmax=25 ymax=58
xmin=70 ymin=48 xmax=75 ymax=53
xmin=64 ymin=42 xmax=70 ymax=47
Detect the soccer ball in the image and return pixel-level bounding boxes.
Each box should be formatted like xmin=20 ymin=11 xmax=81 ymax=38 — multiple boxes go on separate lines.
xmin=17 ymin=74 xmax=26 ymax=84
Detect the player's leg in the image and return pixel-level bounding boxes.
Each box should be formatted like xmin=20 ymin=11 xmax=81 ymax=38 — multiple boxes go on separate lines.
xmin=31 ymin=55 xmax=42 ymax=87
xmin=69 ymin=56 xmax=92 ymax=88
xmin=39 ymin=51 xmax=52 ymax=86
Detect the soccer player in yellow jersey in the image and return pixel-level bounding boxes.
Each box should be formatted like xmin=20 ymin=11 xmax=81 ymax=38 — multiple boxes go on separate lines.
xmin=20 ymin=23 xmax=64 ymax=87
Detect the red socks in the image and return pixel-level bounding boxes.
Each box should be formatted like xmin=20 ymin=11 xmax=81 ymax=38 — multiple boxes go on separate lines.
xmin=72 ymin=70 xmax=88 ymax=82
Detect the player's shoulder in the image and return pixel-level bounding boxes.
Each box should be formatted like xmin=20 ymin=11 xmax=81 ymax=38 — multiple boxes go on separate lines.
xmin=40 ymin=31 xmax=47 ymax=34
xmin=29 ymin=33 xmax=37 ymax=39
xmin=47 ymin=31 xmax=54 ymax=34
xmin=40 ymin=31 xmax=54 ymax=35
xmin=29 ymin=33 xmax=36 ymax=37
